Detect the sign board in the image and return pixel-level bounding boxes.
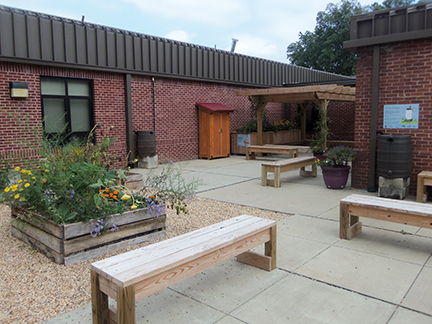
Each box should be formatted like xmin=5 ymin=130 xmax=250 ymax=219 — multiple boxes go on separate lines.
xmin=383 ymin=104 xmax=419 ymax=129
xmin=237 ymin=134 xmax=251 ymax=146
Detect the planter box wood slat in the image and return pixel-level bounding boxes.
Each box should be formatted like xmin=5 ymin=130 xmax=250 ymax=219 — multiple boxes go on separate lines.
xmin=11 ymin=206 xmax=166 ymax=265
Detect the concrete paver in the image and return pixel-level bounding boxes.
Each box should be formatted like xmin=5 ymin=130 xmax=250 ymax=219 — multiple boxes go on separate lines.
xmin=44 ymin=155 xmax=432 ymax=323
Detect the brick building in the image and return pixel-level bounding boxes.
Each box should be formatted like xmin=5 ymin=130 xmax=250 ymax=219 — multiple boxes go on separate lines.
xmin=0 ymin=5 xmax=353 ymax=168
xmin=344 ymin=3 xmax=432 ymax=193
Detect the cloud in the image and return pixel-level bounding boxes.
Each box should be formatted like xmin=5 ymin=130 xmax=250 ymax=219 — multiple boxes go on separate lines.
xmin=229 ymin=35 xmax=280 ymax=60
xmin=164 ymin=30 xmax=197 ymax=43
xmin=123 ymin=0 xmax=249 ymax=28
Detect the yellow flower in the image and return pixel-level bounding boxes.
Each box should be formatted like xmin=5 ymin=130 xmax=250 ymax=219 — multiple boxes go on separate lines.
xmin=19 ymin=188 xmax=23 ymax=192
xmin=24 ymin=183 xmax=30 ymax=188
xmin=4 ymin=187 xmax=10 ymax=193
xmin=31 ymin=177 xmax=36 ymax=180
xmin=45 ymin=169 xmax=49 ymax=173
xmin=11 ymin=185 xmax=18 ymax=192
xmin=27 ymin=171 xmax=32 ymax=175
xmin=121 ymin=194 xmax=131 ymax=201
xmin=21 ymin=169 xmax=27 ymax=174
xmin=14 ymin=194 xmax=19 ymax=199
xmin=18 ymin=180 xmax=22 ymax=183
xmin=14 ymin=166 xmax=20 ymax=171
xmin=131 ymin=204 xmax=138 ymax=210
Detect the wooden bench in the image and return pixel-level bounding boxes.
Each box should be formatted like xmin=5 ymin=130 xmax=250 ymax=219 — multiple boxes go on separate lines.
xmin=246 ymin=145 xmax=299 ymax=160
xmin=340 ymin=194 xmax=432 ymax=240
xmin=91 ymin=215 xmax=277 ymax=324
xmin=417 ymin=171 xmax=432 ymax=202
xmin=261 ymin=156 xmax=317 ymax=188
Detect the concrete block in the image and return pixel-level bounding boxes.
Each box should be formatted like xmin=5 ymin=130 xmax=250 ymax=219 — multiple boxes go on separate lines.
xmin=137 ymin=155 xmax=158 ymax=169
xmin=378 ymin=176 xmax=410 ymax=199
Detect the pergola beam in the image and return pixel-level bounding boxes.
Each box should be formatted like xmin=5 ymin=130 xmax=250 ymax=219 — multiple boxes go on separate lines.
xmin=235 ymin=84 xmax=356 ymax=148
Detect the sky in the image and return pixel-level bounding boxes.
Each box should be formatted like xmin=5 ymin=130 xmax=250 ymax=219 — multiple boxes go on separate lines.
xmin=0 ymin=0 xmax=379 ymax=63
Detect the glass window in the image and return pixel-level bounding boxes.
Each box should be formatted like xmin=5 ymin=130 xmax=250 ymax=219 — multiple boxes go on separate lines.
xmin=40 ymin=77 xmax=94 ymax=140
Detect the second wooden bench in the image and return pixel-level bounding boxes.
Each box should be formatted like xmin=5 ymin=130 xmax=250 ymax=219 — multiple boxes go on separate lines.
xmin=261 ymin=156 xmax=317 ymax=188
xmin=340 ymin=194 xmax=432 ymax=240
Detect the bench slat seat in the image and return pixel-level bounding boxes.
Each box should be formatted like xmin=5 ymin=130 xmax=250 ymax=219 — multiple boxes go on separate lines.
xmin=246 ymin=145 xmax=299 ymax=160
xmin=340 ymin=194 xmax=432 ymax=240
xmin=261 ymin=156 xmax=317 ymax=188
xmin=91 ymin=215 xmax=277 ymax=324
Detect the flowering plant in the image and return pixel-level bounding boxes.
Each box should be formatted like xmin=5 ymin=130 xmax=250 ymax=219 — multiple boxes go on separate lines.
xmin=0 ymin=125 xmax=199 ymax=230
xmin=316 ymin=145 xmax=356 ymax=168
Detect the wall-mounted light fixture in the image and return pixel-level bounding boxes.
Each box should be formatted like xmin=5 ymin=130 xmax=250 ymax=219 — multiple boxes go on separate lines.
xmin=10 ymin=82 xmax=28 ymax=98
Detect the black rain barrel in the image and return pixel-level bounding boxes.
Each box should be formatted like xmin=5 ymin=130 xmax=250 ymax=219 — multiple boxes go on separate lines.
xmin=136 ymin=130 xmax=156 ymax=157
xmin=377 ymin=135 xmax=412 ymax=179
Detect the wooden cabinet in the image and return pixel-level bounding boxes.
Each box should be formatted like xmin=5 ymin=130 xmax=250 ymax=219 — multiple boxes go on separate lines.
xmin=197 ymin=103 xmax=235 ymax=159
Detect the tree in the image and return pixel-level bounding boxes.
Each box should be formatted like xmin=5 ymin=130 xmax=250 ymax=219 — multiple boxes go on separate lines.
xmin=286 ymin=0 xmax=423 ymax=76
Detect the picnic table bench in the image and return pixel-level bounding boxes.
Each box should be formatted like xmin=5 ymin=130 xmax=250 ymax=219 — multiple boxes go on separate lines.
xmin=91 ymin=215 xmax=277 ymax=324
xmin=340 ymin=194 xmax=432 ymax=240
xmin=261 ymin=156 xmax=317 ymax=188
xmin=246 ymin=145 xmax=303 ymax=160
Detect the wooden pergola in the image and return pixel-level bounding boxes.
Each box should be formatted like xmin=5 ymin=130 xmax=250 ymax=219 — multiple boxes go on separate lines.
xmin=234 ymin=84 xmax=356 ymax=150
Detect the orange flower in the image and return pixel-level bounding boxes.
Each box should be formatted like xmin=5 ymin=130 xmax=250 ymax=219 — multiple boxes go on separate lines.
xmin=113 ymin=195 xmax=117 ymax=199
xmin=104 ymin=194 xmax=109 ymax=197
xmin=109 ymin=193 xmax=113 ymax=197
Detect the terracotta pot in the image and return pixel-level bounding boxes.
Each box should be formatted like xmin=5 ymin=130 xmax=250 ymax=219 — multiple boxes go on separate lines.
xmin=321 ymin=166 xmax=350 ymax=189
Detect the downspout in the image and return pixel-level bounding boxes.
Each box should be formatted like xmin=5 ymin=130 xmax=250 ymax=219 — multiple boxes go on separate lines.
xmin=151 ymin=77 xmax=156 ymax=131
xmin=125 ymin=74 xmax=135 ymax=165
xmin=367 ymin=45 xmax=380 ymax=192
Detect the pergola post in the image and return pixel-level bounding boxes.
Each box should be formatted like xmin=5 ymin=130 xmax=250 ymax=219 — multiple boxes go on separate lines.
xmin=256 ymin=101 xmax=268 ymax=146
xmin=300 ymin=103 xmax=312 ymax=142
xmin=318 ymin=99 xmax=330 ymax=151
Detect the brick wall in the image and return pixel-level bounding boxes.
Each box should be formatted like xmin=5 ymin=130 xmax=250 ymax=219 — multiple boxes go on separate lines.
xmin=353 ymin=38 xmax=432 ymax=192
xmin=0 ymin=62 xmax=286 ymax=166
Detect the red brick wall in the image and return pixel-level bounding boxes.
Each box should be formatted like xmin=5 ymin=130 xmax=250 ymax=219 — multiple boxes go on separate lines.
xmin=353 ymin=39 xmax=432 ymax=192
xmin=0 ymin=62 xmax=287 ymax=166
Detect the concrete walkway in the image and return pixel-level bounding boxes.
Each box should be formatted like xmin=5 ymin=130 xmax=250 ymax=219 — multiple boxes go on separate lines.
xmin=46 ymin=154 xmax=432 ymax=324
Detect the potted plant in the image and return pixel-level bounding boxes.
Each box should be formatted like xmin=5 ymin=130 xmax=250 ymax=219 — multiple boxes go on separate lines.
xmin=0 ymin=125 xmax=200 ymax=264
xmin=316 ymin=145 xmax=356 ymax=189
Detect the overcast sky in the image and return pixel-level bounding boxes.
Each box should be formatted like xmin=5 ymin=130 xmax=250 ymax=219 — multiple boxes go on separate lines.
xmin=1 ymin=0 xmax=378 ymax=63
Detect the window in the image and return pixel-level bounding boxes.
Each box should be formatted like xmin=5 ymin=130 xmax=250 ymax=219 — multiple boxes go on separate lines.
xmin=40 ymin=77 xmax=94 ymax=140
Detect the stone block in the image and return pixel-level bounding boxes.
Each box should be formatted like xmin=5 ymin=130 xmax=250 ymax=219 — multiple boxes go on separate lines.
xmin=378 ymin=176 xmax=410 ymax=199
xmin=137 ymin=155 xmax=158 ymax=169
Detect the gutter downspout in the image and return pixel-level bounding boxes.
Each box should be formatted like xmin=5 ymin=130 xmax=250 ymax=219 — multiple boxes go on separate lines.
xmin=367 ymin=45 xmax=380 ymax=192
xmin=125 ymin=74 xmax=135 ymax=165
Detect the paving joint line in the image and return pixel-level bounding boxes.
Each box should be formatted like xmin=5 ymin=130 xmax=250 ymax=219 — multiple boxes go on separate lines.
xmin=279 ymin=268 xmax=432 ymax=318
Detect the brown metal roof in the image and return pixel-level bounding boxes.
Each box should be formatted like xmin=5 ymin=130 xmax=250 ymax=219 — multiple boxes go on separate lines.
xmin=344 ymin=3 xmax=432 ymax=52
xmin=0 ymin=4 xmax=353 ymax=87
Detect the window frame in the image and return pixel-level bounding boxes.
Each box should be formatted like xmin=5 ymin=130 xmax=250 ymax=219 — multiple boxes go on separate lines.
xmin=40 ymin=76 xmax=95 ymax=140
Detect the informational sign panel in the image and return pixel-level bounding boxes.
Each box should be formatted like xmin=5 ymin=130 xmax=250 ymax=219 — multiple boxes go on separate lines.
xmin=237 ymin=134 xmax=251 ymax=146
xmin=383 ymin=104 xmax=419 ymax=129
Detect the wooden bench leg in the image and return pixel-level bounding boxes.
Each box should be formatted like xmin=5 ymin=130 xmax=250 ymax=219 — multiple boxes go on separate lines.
xmin=91 ymin=271 xmax=109 ymax=324
xmin=299 ymin=163 xmax=317 ymax=177
xmin=274 ymin=167 xmax=281 ymax=188
xmin=261 ymin=165 xmax=268 ymax=186
xmin=237 ymin=225 xmax=277 ymax=271
xmin=340 ymin=203 xmax=362 ymax=240
xmin=265 ymin=225 xmax=277 ymax=270
xmin=417 ymin=174 xmax=425 ymax=202
xmin=117 ymin=285 xmax=135 ymax=324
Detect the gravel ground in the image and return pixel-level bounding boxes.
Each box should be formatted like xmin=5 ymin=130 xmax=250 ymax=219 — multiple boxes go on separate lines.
xmin=0 ymin=198 xmax=290 ymax=324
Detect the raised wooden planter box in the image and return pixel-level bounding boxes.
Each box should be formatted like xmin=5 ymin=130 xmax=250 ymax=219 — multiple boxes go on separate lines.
xmin=231 ymin=130 xmax=301 ymax=155
xmin=11 ymin=206 xmax=166 ymax=265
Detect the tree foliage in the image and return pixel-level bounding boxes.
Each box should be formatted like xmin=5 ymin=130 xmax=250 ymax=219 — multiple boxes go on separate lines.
xmin=286 ymin=0 xmax=425 ymax=76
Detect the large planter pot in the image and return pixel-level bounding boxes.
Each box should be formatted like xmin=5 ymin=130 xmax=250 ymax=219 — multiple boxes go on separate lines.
xmin=10 ymin=206 xmax=166 ymax=265
xmin=230 ymin=130 xmax=301 ymax=154
xmin=321 ymin=166 xmax=350 ymax=189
